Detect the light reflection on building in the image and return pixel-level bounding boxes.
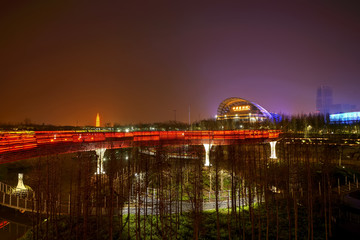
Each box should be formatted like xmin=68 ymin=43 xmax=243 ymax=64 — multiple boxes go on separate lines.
xmin=330 ymin=112 xmax=360 ymax=124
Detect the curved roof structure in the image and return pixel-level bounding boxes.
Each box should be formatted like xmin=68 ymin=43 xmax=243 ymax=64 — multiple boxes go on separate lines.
xmin=217 ymin=97 xmax=272 ymax=121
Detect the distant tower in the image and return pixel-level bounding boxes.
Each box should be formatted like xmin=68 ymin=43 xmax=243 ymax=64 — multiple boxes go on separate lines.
xmin=316 ymin=86 xmax=333 ymax=115
xmin=96 ymin=113 xmax=100 ymax=127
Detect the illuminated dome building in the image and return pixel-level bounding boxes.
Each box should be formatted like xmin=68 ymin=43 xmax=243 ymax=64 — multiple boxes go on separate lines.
xmin=216 ymin=97 xmax=273 ymax=122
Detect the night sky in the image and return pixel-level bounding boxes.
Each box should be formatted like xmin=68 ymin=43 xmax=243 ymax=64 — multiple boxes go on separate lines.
xmin=1 ymin=1 xmax=360 ymax=126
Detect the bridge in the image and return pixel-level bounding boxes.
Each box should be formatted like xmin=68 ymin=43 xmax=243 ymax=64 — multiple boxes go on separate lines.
xmin=0 ymin=130 xmax=281 ymax=164
xmin=0 ymin=178 xmax=264 ymax=215
xmin=0 ymin=129 xmax=281 ymax=214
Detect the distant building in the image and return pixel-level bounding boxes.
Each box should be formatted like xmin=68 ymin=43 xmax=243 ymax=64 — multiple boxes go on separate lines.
xmin=96 ymin=113 xmax=100 ymax=127
xmin=332 ymin=103 xmax=357 ymax=113
xmin=316 ymin=86 xmax=357 ymax=115
xmin=330 ymin=111 xmax=360 ymax=124
xmin=316 ymin=86 xmax=333 ymax=115
xmin=216 ymin=97 xmax=273 ymax=122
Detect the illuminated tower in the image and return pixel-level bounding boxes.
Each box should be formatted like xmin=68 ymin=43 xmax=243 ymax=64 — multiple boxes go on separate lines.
xmin=96 ymin=113 xmax=100 ymax=127
xmin=16 ymin=173 xmax=27 ymax=192
xmin=13 ymin=173 xmax=28 ymax=196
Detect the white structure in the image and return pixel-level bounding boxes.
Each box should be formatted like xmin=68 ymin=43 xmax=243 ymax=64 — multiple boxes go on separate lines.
xmin=270 ymin=141 xmax=277 ymax=159
xmin=15 ymin=173 xmax=27 ymax=193
xmin=95 ymin=148 xmax=106 ymax=174
xmin=203 ymin=143 xmax=212 ymax=166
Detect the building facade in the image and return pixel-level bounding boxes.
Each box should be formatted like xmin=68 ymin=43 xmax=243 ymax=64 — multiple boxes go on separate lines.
xmin=216 ymin=97 xmax=273 ymax=122
xmin=330 ymin=112 xmax=360 ymax=124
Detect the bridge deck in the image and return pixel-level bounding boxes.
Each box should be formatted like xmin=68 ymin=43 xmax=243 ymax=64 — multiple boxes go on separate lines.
xmin=0 ymin=130 xmax=280 ymax=163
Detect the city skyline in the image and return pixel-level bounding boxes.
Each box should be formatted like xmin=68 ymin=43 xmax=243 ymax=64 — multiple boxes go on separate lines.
xmin=1 ymin=1 xmax=360 ymax=126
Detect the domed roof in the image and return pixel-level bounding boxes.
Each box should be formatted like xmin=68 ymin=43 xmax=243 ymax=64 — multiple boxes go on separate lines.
xmin=217 ymin=97 xmax=272 ymax=120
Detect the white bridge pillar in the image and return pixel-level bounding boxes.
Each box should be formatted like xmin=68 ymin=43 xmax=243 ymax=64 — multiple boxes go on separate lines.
xmin=270 ymin=141 xmax=277 ymax=159
xmin=95 ymin=148 xmax=106 ymax=174
xmin=16 ymin=173 xmax=27 ymax=191
xmin=203 ymin=144 xmax=212 ymax=166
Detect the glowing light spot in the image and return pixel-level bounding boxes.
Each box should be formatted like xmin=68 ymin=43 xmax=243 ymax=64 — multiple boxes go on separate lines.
xmin=270 ymin=141 xmax=277 ymax=159
xmin=232 ymin=105 xmax=250 ymax=111
xmin=96 ymin=113 xmax=100 ymax=127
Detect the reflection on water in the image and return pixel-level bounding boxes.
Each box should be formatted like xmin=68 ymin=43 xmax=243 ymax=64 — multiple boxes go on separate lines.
xmin=0 ymin=220 xmax=30 ymax=240
xmin=0 ymin=141 xmax=359 ymax=239
xmin=0 ymin=206 xmax=31 ymax=240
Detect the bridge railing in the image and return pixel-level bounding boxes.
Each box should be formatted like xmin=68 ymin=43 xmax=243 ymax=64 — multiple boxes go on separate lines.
xmin=0 ymin=180 xmax=265 ymax=215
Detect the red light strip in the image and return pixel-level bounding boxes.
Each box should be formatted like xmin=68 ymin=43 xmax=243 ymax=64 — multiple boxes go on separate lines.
xmin=0 ymin=130 xmax=281 ymax=156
